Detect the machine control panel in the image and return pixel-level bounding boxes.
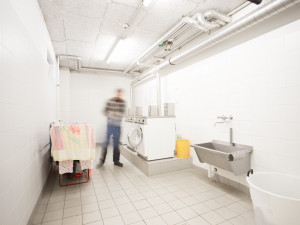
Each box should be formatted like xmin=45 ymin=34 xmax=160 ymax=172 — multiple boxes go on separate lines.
xmin=125 ymin=117 xmax=134 ymax=122
xmin=135 ymin=117 xmax=147 ymax=125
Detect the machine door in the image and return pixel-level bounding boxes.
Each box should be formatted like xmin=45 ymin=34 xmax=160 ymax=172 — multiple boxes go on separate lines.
xmin=127 ymin=125 xmax=143 ymax=148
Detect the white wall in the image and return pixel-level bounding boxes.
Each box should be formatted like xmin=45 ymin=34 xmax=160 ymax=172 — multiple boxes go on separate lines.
xmin=59 ymin=70 xmax=133 ymax=143
xmin=134 ymin=6 xmax=300 ymax=188
xmin=0 ymin=0 xmax=57 ymax=224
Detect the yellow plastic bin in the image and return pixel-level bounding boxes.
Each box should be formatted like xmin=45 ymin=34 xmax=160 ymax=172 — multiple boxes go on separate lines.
xmin=176 ymin=139 xmax=189 ymax=158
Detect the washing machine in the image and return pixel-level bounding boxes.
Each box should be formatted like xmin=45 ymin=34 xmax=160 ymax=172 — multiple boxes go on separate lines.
xmin=120 ymin=116 xmax=134 ymax=146
xmin=128 ymin=116 xmax=176 ymax=161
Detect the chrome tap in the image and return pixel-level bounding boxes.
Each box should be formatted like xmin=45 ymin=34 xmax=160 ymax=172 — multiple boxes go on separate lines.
xmin=214 ymin=115 xmax=233 ymax=126
xmin=230 ymin=128 xmax=234 ymax=146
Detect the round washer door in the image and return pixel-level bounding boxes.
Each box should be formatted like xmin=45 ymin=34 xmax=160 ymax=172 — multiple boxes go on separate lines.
xmin=127 ymin=125 xmax=143 ymax=148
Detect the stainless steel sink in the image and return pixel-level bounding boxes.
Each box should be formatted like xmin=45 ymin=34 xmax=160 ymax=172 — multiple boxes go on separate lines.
xmin=191 ymin=140 xmax=253 ymax=175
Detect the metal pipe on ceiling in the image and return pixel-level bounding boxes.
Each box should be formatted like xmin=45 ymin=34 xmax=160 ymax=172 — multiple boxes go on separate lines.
xmin=123 ymin=18 xmax=188 ymax=74
xmin=134 ymin=0 xmax=300 ymax=84
xmin=128 ymin=10 xmax=232 ymax=74
xmin=80 ymin=67 xmax=139 ymax=76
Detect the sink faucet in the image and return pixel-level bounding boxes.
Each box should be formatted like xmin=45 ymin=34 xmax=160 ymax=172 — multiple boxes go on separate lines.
xmin=230 ymin=128 xmax=234 ymax=146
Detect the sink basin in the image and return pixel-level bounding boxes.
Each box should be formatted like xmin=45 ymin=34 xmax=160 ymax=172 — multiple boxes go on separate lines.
xmin=191 ymin=140 xmax=253 ymax=175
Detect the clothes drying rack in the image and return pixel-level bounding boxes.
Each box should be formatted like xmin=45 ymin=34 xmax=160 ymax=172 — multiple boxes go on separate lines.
xmin=50 ymin=121 xmax=95 ymax=187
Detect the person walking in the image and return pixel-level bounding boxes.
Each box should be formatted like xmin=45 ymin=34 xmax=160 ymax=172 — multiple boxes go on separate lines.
xmin=97 ymin=89 xmax=126 ymax=168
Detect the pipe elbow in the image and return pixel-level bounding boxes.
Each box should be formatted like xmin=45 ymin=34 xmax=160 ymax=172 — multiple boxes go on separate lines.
xmin=204 ymin=10 xmax=232 ymax=24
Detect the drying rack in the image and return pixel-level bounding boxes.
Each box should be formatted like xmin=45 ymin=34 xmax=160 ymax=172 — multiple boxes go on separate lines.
xmin=50 ymin=121 xmax=95 ymax=187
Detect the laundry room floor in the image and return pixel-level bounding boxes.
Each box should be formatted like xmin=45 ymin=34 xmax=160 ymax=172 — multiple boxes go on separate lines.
xmin=31 ymin=145 xmax=255 ymax=225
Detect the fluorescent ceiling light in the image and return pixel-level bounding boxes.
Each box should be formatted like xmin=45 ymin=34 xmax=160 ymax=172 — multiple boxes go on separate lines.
xmin=106 ymin=39 xmax=125 ymax=64
xmin=142 ymin=0 xmax=152 ymax=7
xmin=94 ymin=35 xmax=116 ymax=61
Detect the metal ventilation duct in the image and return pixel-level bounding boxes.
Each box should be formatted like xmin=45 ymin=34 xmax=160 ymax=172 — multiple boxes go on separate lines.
xmin=134 ymin=0 xmax=299 ymax=84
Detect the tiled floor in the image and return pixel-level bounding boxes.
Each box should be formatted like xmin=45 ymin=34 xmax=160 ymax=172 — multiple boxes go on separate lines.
xmin=32 ymin=146 xmax=256 ymax=225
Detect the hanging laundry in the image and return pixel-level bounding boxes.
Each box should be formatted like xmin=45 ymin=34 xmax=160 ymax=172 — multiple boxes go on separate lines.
xmin=59 ymin=160 xmax=73 ymax=174
xmin=50 ymin=123 xmax=95 ymax=161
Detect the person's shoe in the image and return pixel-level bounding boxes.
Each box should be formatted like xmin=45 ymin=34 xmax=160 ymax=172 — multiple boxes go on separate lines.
xmin=114 ymin=162 xmax=123 ymax=167
xmin=96 ymin=160 xmax=104 ymax=168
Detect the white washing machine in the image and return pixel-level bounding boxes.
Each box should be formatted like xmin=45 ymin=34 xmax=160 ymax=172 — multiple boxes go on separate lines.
xmin=128 ymin=116 xmax=176 ymax=161
xmin=120 ymin=116 xmax=134 ymax=146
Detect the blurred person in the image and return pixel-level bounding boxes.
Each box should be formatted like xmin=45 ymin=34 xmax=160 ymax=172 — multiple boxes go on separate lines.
xmin=97 ymin=89 xmax=126 ymax=168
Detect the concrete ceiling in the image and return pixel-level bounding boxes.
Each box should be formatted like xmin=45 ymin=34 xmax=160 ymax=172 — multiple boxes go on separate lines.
xmin=38 ymin=0 xmax=247 ymax=73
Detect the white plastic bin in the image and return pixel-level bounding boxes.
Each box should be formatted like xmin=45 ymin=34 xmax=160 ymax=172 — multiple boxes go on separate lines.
xmin=247 ymin=171 xmax=300 ymax=225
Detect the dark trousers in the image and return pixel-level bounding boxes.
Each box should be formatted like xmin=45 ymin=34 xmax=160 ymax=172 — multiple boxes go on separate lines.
xmin=100 ymin=125 xmax=121 ymax=163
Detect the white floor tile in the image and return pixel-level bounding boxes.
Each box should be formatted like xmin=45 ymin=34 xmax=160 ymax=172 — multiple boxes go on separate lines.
xmin=138 ymin=207 xmax=159 ymax=220
xmin=201 ymin=211 xmax=225 ymax=225
xmin=128 ymin=193 xmax=145 ymax=202
xmin=117 ymin=202 xmax=136 ymax=214
xmin=202 ymin=199 xmax=223 ymax=210
xmin=176 ymin=207 xmax=198 ymax=220
xmin=180 ymin=196 xmax=199 ymax=206
xmin=103 ymin=215 xmax=124 ymax=225
xmin=81 ymin=196 xmax=98 ymax=205
xmin=98 ymin=199 xmax=116 ymax=209
xmin=144 ymin=216 xmax=167 ymax=225
xmin=215 ymin=207 xmax=238 ymax=220
xmin=113 ymin=196 xmax=131 ymax=205
xmin=33 ymin=214 xmax=44 ymax=224
xmin=82 ymin=211 xmax=102 ymax=224
xmin=43 ymin=210 xmax=63 ymax=223
xmin=62 ymin=215 xmax=82 ymax=225
xmin=42 ymin=219 xmax=63 ymax=225
xmin=218 ymin=222 xmax=233 ymax=225
xmin=226 ymin=202 xmax=249 ymax=215
xmin=63 ymin=206 xmax=82 ymax=218
xmin=190 ymin=203 xmax=211 ymax=215
xmin=82 ymin=203 xmax=99 ymax=214
xmin=64 ymin=198 xmax=81 ymax=209
xmin=153 ymin=203 xmax=173 ymax=215
xmin=46 ymin=201 xmax=65 ymax=212
xmin=100 ymin=206 xmax=119 ymax=219
xmin=132 ymin=200 xmax=151 ymax=210
xmin=161 ymin=211 xmax=184 ymax=225
xmin=146 ymin=196 xmax=165 ymax=206
xmin=121 ymin=210 xmax=143 ymax=224
xmin=168 ymin=199 xmax=187 ymax=210
xmin=84 ymin=220 xmax=103 ymax=225
xmin=186 ymin=216 xmax=210 ymax=225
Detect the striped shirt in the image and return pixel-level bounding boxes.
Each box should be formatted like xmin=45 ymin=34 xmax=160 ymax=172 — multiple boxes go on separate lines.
xmin=104 ymin=97 xmax=126 ymax=127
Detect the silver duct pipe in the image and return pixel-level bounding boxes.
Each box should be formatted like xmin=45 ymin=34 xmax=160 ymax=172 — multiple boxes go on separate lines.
xmin=123 ymin=18 xmax=187 ymax=74
xmin=80 ymin=67 xmax=139 ymax=76
xmin=204 ymin=10 xmax=232 ymax=23
xmin=129 ymin=10 xmax=231 ymax=73
xmin=136 ymin=0 xmax=299 ymax=82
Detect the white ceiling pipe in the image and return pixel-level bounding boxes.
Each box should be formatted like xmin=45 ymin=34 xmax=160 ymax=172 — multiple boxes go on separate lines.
xmin=204 ymin=10 xmax=232 ymax=23
xmin=133 ymin=0 xmax=300 ymax=84
xmin=80 ymin=67 xmax=140 ymax=76
xmin=195 ymin=12 xmax=220 ymax=30
xmin=123 ymin=18 xmax=187 ymax=74
xmin=128 ymin=10 xmax=231 ymax=74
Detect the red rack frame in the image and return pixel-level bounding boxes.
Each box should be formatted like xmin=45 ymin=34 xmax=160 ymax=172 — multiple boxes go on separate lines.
xmin=58 ymin=169 xmax=90 ymax=187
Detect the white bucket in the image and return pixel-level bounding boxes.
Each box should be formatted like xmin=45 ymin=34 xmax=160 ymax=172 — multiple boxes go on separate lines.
xmin=247 ymin=172 xmax=300 ymax=225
